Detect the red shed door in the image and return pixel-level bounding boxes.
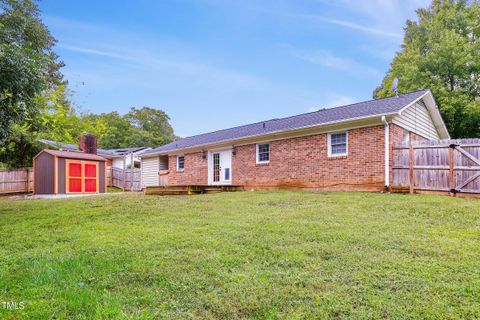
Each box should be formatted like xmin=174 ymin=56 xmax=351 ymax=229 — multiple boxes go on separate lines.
xmin=84 ymin=163 xmax=97 ymax=192
xmin=66 ymin=160 xmax=99 ymax=193
xmin=68 ymin=162 xmax=82 ymax=192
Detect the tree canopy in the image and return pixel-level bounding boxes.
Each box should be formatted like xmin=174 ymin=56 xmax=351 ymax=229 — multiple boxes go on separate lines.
xmin=84 ymin=107 xmax=177 ymax=150
xmin=0 ymin=0 xmax=64 ymax=144
xmin=0 ymin=0 xmax=177 ymax=168
xmin=374 ymin=0 xmax=480 ymax=138
xmin=0 ymin=85 xmax=178 ymax=167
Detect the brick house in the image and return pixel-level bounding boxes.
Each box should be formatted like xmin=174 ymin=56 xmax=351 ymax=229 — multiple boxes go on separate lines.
xmin=140 ymin=90 xmax=450 ymax=191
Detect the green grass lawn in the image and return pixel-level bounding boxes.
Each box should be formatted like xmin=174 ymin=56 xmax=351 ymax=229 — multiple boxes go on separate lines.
xmin=0 ymin=191 xmax=479 ymax=319
xmin=107 ymin=186 xmax=123 ymax=193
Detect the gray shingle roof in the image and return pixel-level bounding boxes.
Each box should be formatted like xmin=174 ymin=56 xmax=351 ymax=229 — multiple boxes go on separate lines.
xmin=97 ymin=147 xmax=147 ymax=157
xmin=41 ymin=149 xmax=107 ymax=161
xmin=38 ymin=139 xmax=147 ymax=157
xmin=142 ymin=90 xmax=430 ymax=156
xmin=38 ymin=139 xmax=79 ymax=152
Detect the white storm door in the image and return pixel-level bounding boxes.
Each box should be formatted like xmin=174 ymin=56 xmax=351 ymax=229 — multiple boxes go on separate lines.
xmin=220 ymin=150 xmax=232 ymax=184
xmin=211 ymin=150 xmax=232 ymax=185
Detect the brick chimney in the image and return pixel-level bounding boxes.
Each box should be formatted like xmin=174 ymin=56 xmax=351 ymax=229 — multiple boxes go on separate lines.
xmin=79 ymin=133 xmax=97 ymax=154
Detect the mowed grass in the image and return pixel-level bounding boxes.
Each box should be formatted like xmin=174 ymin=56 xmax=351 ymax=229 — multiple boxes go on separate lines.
xmin=0 ymin=191 xmax=479 ymax=319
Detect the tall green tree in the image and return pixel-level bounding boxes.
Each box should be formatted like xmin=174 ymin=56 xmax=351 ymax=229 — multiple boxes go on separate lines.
xmin=0 ymin=100 xmax=178 ymax=167
xmin=83 ymin=112 xmax=132 ymax=149
xmin=0 ymin=85 xmax=84 ymax=167
xmin=0 ymin=0 xmax=64 ymax=144
xmin=85 ymin=107 xmax=177 ymax=149
xmin=0 ymin=1 xmax=176 ymax=168
xmin=37 ymin=85 xmax=86 ymax=143
xmin=124 ymin=107 xmax=176 ymax=147
xmin=374 ymin=0 xmax=480 ymax=138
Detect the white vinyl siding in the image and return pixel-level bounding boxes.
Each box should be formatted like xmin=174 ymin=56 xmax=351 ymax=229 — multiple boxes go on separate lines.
xmin=112 ymin=158 xmax=124 ymax=169
xmin=141 ymin=156 xmax=159 ymax=187
xmin=112 ymin=155 xmax=139 ymax=169
xmin=393 ymin=101 xmax=440 ymax=140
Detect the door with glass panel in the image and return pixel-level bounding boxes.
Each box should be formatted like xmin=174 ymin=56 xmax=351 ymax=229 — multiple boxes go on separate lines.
xmin=210 ymin=150 xmax=232 ymax=185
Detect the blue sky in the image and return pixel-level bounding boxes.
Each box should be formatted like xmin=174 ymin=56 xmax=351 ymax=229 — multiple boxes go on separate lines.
xmin=39 ymin=0 xmax=430 ymax=137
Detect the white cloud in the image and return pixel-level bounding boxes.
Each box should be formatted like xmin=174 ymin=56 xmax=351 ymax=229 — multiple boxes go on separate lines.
xmin=58 ymin=44 xmax=136 ymax=61
xmin=285 ymin=45 xmax=381 ymax=78
xmin=307 ymin=94 xmax=358 ymax=112
xmin=313 ymin=16 xmax=402 ymax=39
xmin=308 ymin=94 xmax=357 ymax=112
xmin=359 ymin=44 xmax=397 ymax=61
xmin=212 ymin=0 xmax=429 ymax=40
xmin=324 ymin=95 xmax=357 ymax=108
xmin=58 ymin=43 xmax=267 ymax=90
xmin=292 ymin=48 xmax=351 ymax=69
xmin=311 ymin=0 xmax=431 ymax=39
xmin=48 ymin=14 xmax=272 ymax=93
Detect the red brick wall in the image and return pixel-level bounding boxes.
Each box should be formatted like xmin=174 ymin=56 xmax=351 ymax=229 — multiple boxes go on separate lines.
xmin=168 ymin=152 xmax=208 ymax=185
xmin=231 ymin=125 xmax=387 ymax=191
xmin=166 ymin=124 xmax=431 ymax=191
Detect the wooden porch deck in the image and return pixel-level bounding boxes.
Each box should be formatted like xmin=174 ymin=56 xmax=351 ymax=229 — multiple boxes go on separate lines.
xmin=144 ymin=185 xmax=244 ymax=195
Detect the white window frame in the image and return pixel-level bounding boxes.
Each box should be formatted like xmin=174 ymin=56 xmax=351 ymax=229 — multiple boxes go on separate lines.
xmin=176 ymin=155 xmax=185 ymax=171
xmin=327 ymin=131 xmax=348 ymax=157
xmin=256 ymin=143 xmax=270 ymax=164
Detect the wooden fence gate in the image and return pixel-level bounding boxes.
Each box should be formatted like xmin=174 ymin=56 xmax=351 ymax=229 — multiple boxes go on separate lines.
xmin=106 ymin=167 xmax=141 ymax=191
xmin=392 ymin=139 xmax=480 ymax=196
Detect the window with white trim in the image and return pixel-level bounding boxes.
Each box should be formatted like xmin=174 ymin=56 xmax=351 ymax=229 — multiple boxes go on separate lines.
xmin=328 ymin=132 xmax=348 ymax=156
xmin=176 ymin=155 xmax=185 ymax=171
xmin=256 ymin=143 xmax=270 ymax=163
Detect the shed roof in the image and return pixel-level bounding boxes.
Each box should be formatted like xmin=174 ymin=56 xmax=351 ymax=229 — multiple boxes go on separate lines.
xmin=142 ymin=90 xmax=431 ymax=156
xmin=37 ymin=149 xmax=107 ymax=161
xmin=38 ymin=139 xmax=147 ymax=158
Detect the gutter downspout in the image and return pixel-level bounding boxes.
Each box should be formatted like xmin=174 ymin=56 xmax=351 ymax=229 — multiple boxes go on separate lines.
xmin=381 ymin=116 xmax=389 ymax=190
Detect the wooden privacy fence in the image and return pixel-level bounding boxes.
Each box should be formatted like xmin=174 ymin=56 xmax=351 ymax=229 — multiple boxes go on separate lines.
xmin=0 ymin=166 xmax=142 ymax=194
xmin=0 ymin=168 xmax=34 ymax=194
xmin=392 ymin=139 xmax=480 ymax=196
xmin=106 ymin=167 xmax=141 ymax=191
